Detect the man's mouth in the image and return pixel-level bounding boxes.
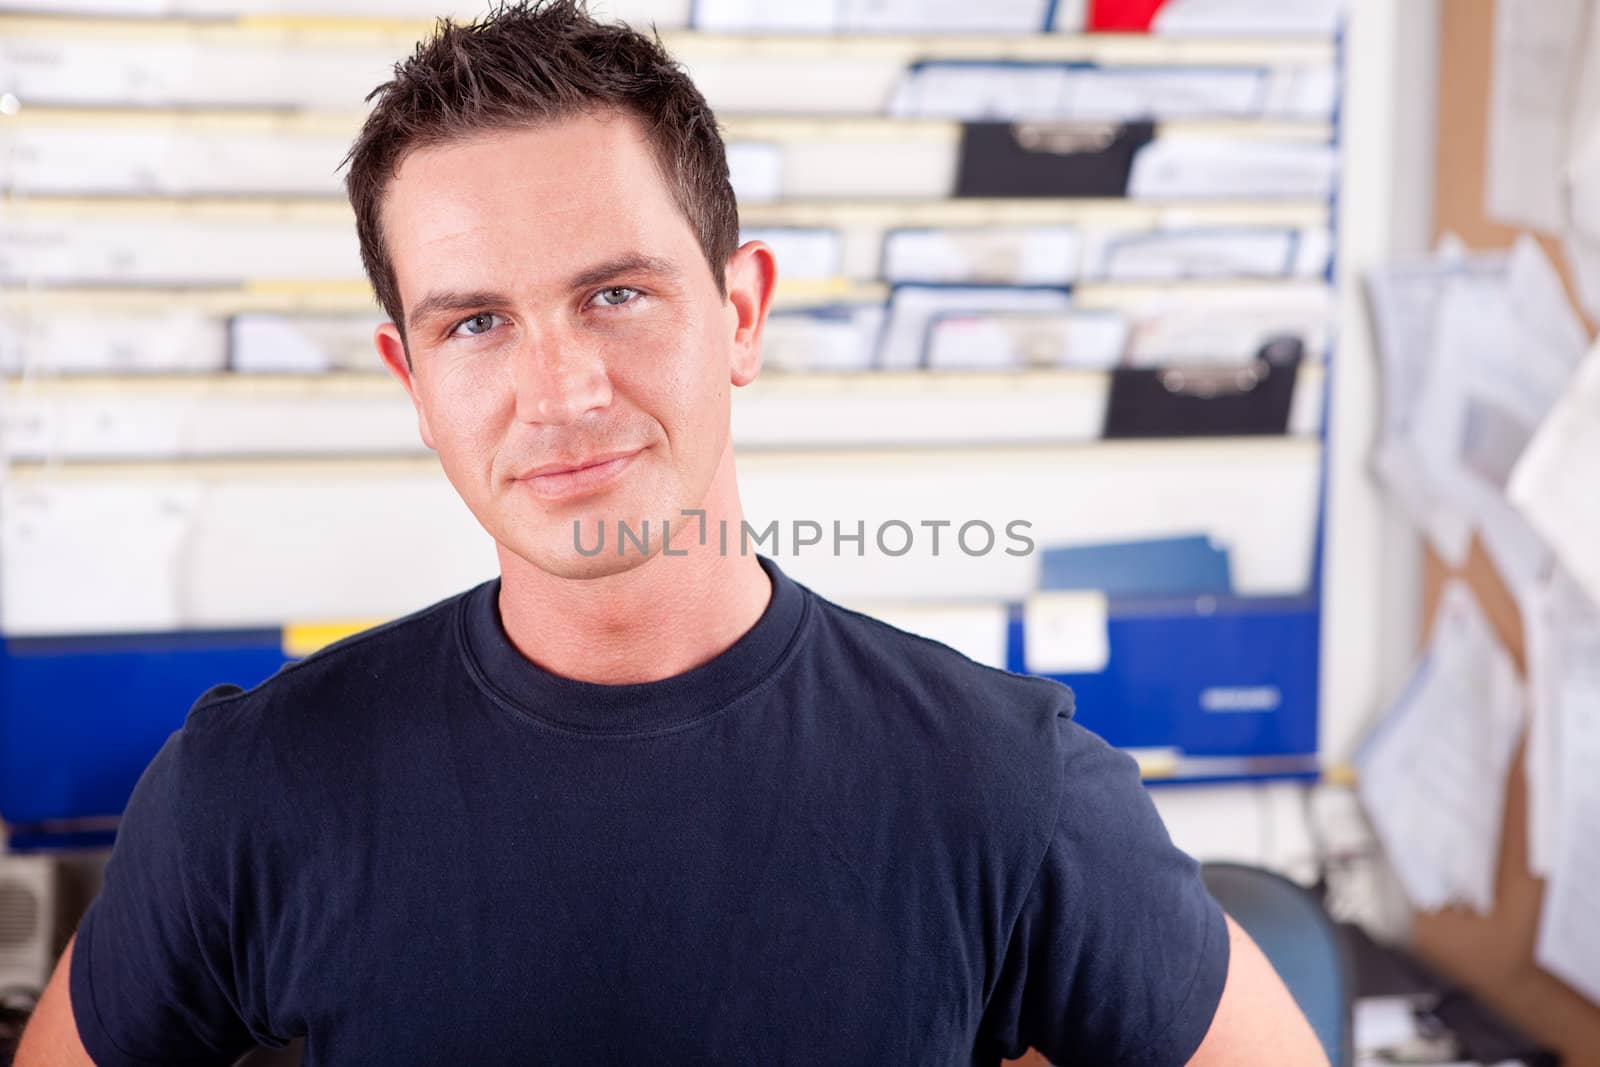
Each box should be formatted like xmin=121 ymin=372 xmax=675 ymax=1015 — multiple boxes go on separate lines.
xmin=515 ymin=449 xmax=643 ymax=501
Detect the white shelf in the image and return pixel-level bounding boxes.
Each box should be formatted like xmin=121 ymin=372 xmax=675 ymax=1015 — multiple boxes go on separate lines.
xmin=1 ymin=108 xmax=1333 ymax=142
xmin=0 ymin=194 xmax=1330 ymax=225
xmin=0 ymin=15 xmax=1338 ymax=64
xmin=0 ymin=14 xmax=1338 ymax=117
xmin=0 ymin=113 xmax=1333 ymax=203
xmin=0 ymin=364 xmax=1325 ymax=462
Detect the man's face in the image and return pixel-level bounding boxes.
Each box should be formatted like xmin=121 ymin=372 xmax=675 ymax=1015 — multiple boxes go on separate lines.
xmin=375 ymin=112 xmax=772 ymax=579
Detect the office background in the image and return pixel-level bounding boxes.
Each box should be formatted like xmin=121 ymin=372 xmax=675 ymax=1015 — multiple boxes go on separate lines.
xmin=7 ymin=0 xmax=1597 ymax=1064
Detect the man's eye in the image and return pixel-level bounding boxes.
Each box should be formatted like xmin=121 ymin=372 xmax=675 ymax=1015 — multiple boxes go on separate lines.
xmin=590 ymin=287 xmax=640 ymax=308
xmin=452 ymin=313 xmax=501 ymax=337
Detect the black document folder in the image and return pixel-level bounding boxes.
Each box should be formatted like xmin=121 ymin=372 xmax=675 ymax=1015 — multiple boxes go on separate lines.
xmin=1101 ymin=335 xmax=1305 ymax=439
xmin=953 ymin=120 xmax=1155 ymax=199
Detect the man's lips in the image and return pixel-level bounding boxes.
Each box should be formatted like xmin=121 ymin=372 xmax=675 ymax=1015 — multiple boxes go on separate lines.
xmin=515 ymin=449 xmax=643 ymax=501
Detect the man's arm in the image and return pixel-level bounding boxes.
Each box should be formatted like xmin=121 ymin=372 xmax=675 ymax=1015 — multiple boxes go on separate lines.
xmin=1186 ymin=915 xmax=1328 ymax=1066
xmin=15 ymin=934 xmax=95 ymax=1067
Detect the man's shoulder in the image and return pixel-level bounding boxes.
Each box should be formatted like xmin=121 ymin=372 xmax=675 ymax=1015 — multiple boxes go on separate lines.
xmin=180 ymin=582 xmax=482 ymax=741
xmin=808 ymin=592 xmax=1074 ymax=719
xmin=802 ymin=591 xmax=1076 ymax=811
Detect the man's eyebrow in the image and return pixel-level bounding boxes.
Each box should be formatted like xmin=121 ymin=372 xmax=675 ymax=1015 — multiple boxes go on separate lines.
xmin=405 ymin=255 xmax=682 ymax=332
xmin=407 ymin=290 xmax=508 ymax=332
xmin=567 ymin=253 xmax=681 ymax=292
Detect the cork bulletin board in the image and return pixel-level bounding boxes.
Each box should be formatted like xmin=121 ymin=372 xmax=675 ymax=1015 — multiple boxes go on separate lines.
xmin=1415 ymin=2 xmax=1600 ymax=1061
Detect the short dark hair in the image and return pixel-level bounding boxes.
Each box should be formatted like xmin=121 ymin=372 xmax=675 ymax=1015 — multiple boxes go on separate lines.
xmin=342 ymin=0 xmax=740 ymax=339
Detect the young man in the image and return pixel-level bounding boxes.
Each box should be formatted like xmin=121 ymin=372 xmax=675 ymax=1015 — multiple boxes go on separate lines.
xmin=21 ymin=3 xmax=1327 ymax=1064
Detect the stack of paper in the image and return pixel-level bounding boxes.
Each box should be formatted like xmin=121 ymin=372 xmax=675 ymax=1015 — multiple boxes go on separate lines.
xmin=1511 ymin=342 xmax=1600 ymax=999
xmin=1366 ymin=236 xmax=1589 ymax=613
xmin=1529 ymin=582 xmax=1600 ymax=1004
xmin=1520 ymin=569 xmax=1600 ymax=879
xmin=1509 ymin=342 xmax=1600 ymax=610
xmin=1356 ymin=581 xmax=1524 ymax=914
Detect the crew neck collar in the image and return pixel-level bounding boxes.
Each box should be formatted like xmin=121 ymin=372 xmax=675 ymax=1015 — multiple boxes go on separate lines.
xmin=458 ymin=554 xmax=808 ymax=737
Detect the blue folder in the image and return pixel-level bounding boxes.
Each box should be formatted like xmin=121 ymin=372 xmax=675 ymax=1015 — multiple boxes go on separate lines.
xmin=1037 ymin=535 xmax=1233 ymax=598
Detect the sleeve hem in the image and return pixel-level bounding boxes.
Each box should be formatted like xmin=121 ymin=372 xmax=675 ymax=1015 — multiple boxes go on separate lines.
xmin=1122 ymin=891 xmax=1232 ymax=1067
xmin=70 ymin=910 xmax=171 ymax=1067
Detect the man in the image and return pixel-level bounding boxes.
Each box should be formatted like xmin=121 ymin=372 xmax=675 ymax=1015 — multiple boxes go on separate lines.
xmin=21 ymin=2 xmax=1327 ymax=1063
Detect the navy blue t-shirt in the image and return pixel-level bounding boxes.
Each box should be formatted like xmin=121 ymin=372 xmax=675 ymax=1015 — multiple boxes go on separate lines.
xmin=72 ymin=555 xmax=1227 ymax=1066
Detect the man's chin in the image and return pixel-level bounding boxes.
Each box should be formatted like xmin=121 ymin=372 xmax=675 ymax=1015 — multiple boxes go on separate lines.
xmin=497 ymin=531 xmax=664 ymax=581
xmin=533 ymin=548 xmax=660 ymax=581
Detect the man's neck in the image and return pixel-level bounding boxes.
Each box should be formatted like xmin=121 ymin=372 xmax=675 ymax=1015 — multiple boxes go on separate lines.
xmin=494 ymin=518 xmax=774 ymax=687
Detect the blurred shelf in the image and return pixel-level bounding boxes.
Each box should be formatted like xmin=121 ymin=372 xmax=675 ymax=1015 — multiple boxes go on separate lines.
xmin=2 ymin=108 xmax=1334 ymax=142
xmin=2 ymin=433 xmax=1322 ymax=480
xmin=0 ymin=275 xmax=1330 ymax=319
xmin=0 ymin=364 xmax=1325 ymax=462
xmin=0 ymin=111 xmax=1332 ymax=201
xmin=0 ymin=15 xmax=1338 ymax=64
xmin=0 ymin=194 xmax=1331 ymax=225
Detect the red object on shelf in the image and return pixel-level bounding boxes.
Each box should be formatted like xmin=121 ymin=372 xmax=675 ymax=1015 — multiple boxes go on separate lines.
xmin=1086 ymin=0 xmax=1170 ymax=32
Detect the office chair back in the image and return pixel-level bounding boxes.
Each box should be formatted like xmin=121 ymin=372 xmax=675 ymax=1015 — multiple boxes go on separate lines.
xmin=1201 ymin=861 xmax=1352 ymax=1067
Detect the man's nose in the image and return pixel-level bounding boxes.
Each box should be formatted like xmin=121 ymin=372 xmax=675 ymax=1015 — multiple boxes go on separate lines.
xmin=509 ymin=324 xmax=613 ymax=426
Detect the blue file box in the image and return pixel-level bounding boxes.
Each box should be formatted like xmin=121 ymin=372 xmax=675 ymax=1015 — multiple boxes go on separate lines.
xmin=1007 ymin=594 xmax=1321 ymax=763
xmin=0 ymin=631 xmax=287 ymax=835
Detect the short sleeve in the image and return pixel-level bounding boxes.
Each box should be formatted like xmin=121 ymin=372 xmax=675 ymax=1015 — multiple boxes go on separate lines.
xmin=71 ymin=721 xmax=254 ymax=1065
xmin=979 ymin=716 xmax=1229 ymax=1066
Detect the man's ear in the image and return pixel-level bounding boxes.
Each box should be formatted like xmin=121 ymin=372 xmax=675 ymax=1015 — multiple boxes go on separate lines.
xmin=725 ymin=240 xmax=777 ymax=388
xmin=375 ymin=322 xmax=436 ymax=451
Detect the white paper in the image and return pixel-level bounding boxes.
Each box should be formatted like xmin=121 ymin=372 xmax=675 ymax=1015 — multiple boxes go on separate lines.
xmin=1261 ymin=65 xmax=1342 ymax=123
xmin=1049 ymin=0 xmax=1087 ymax=31
xmin=1560 ymin=222 xmax=1600 ymax=324
xmin=740 ymin=228 xmax=841 ymax=281
xmin=1533 ymin=632 xmax=1600 ymax=1004
xmin=592 ymin=0 xmax=692 ymax=26
xmin=1022 ymin=591 xmax=1109 ymax=675
xmin=1402 ymin=239 xmax=1584 ymax=606
xmin=839 ymin=0 xmax=1047 ymax=32
xmin=777 ymin=137 xmax=955 ymax=200
xmin=1366 ymin=239 xmax=1503 ymax=564
xmin=866 ymin=603 xmax=1010 ymax=670
xmin=230 ymin=314 xmax=387 ymax=375
xmin=1510 ymin=343 xmax=1600 ymax=609
xmin=1087 ymin=228 xmax=1299 ymax=282
xmin=0 ymin=31 xmax=391 ymax=110
xmin=0 ymin=126 xmax=349 ymax=198
xmin=0 ymin=217 xmax=361 ymax=285
xmin=888 ymin=65 xmax=1073 ymax=122
xmin=1151 ymin=0 xmax=1345 ymax=36
xmin=230 ymin=315 xmax=334 ymax=374
xmin=1521 ymin=568 xmax=1600 ymax=877
xmin=0 ymin=306 xmax=227 ymax=376
xmin=1366 ymin=238 xmax=1495 ymax=434
xmin=759 ymin=306 xmax=883 ymax=373
xmin=1128 ymin=137 xmax=1338 ymax=201
xmin=1112 ymin=283 xmax=1331 ymax=367
xmin=877 ymin=286 xmax=1071 ymax=370
xmin=925 ymin=310 xmax=1128 ymax=371
xmin=725 ymin=142 xmax=783 ymax=204
xmin=1353 ymin=997 xmax=1421 ymax=1055
xmin=691 ymin=0 xmax=839 ymax=31
xmin=881 ymin=227 xmax=1080 ymax=287
xmin=1484 ymin=0 xmax=1589 ymax=232
xmin=1064 ymin=67 xmax=1268 ymax=122
xmin=1356 ymin=581 xmax=1524 ymax=914
xmin=1559 ymin=1 xmax=1600 ymax=319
